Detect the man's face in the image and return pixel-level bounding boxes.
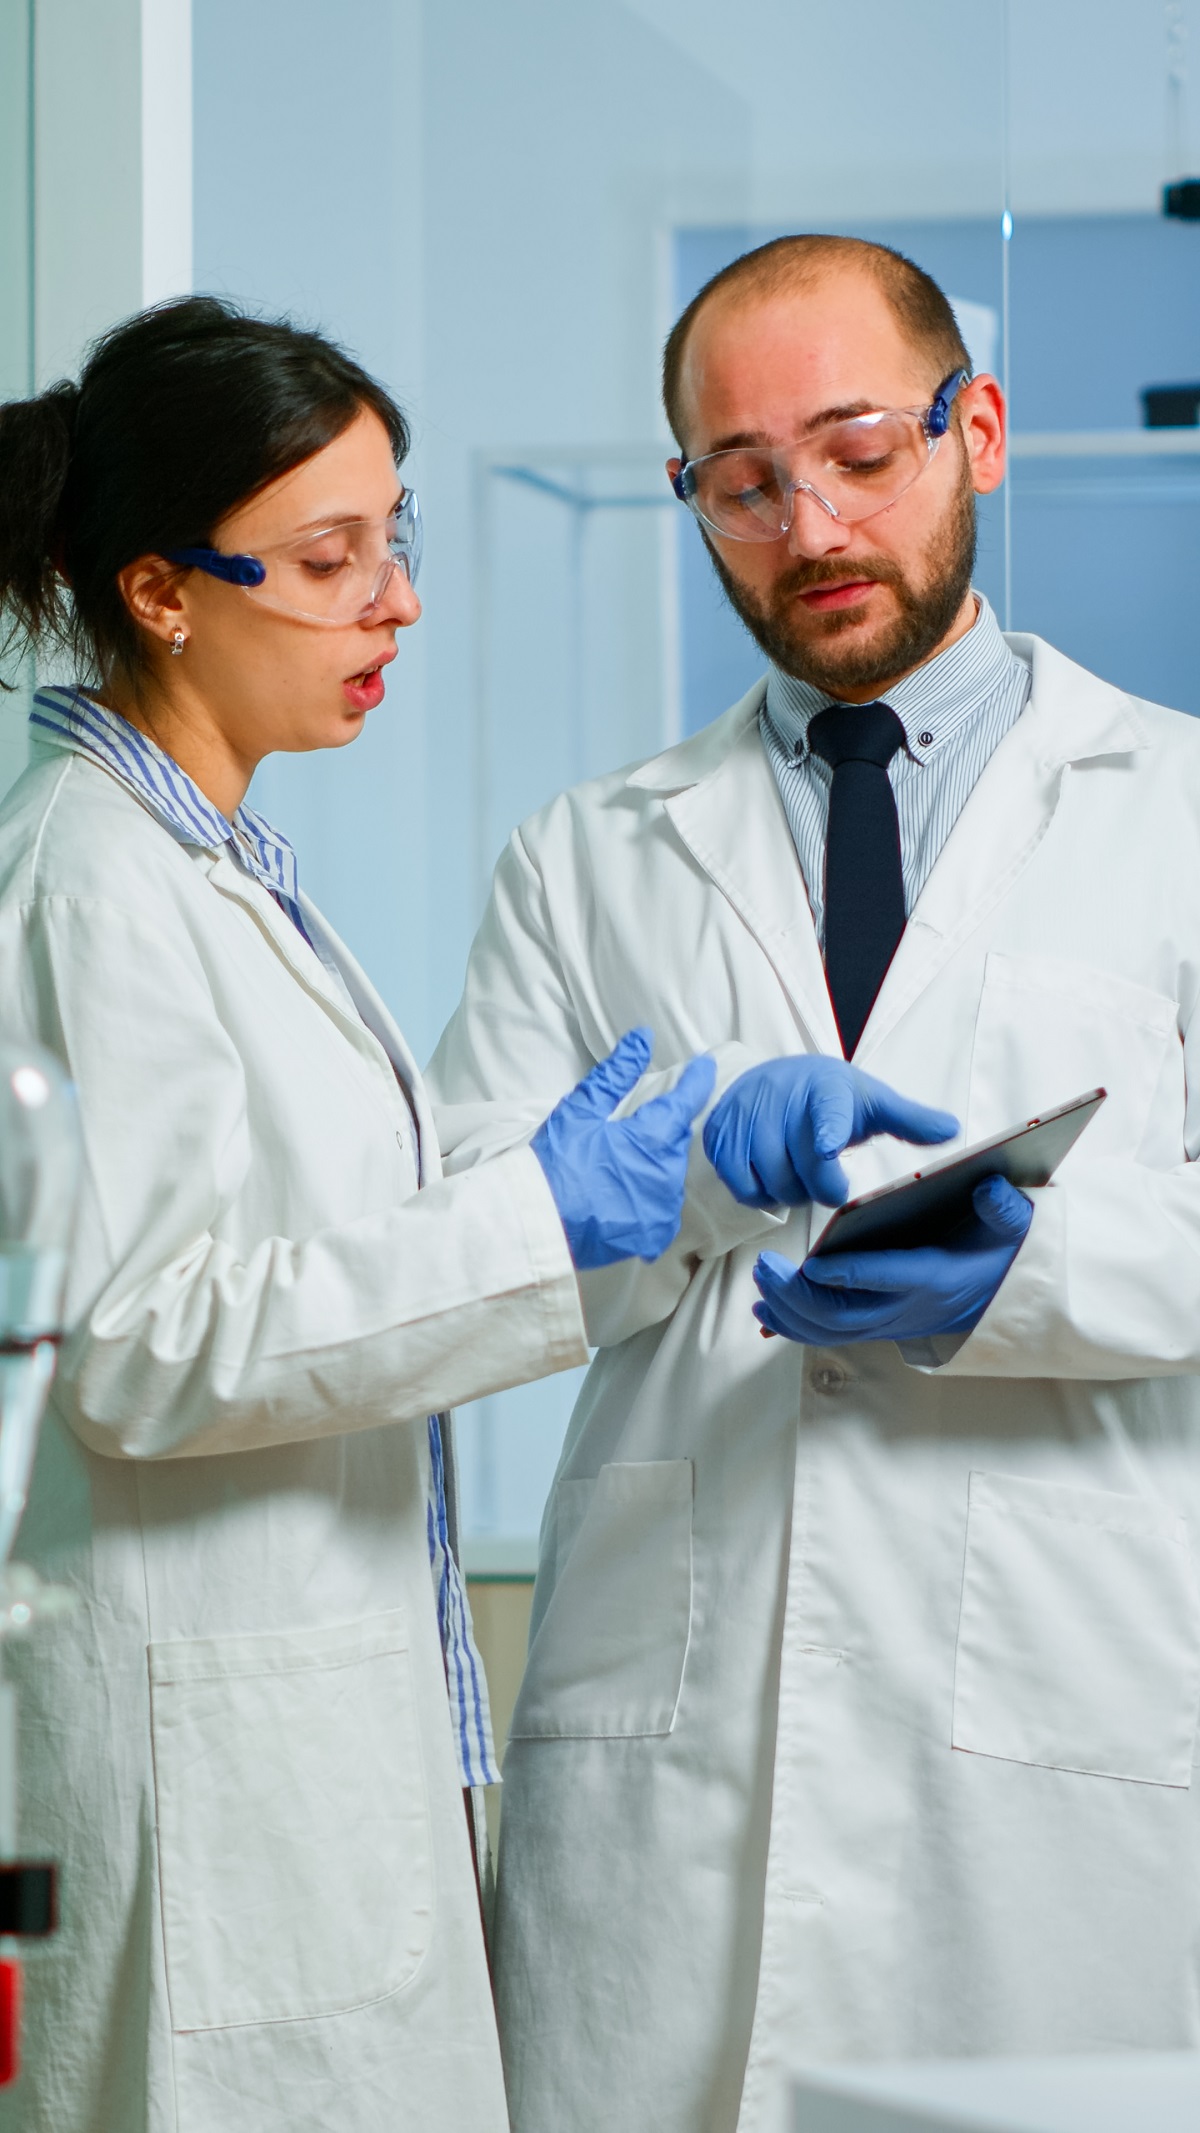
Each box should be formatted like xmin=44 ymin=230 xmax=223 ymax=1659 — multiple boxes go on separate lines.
xmin=669 ymin=273 xmax=1006 ymax=701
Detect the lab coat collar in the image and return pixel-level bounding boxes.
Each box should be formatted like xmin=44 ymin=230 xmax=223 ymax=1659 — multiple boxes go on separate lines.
xmin=854 ymin=634 xmax=1148 ymax=1062
xmin=1000 ymin=631 xmax=1148 ymax=765
xmin=648 ymin=691 xmax=842 ymax=1052
xmin=625 ymin=638 xmax=1148 ymax=1062
xmin=625 ymin=680 xmax=767 ymax=796
xmin=626 ymin=637 xmax=1145 ymax=800
xmin=34 ymin=690 xmax=440 ymax=1175
xmin=30 ymin=685 xmax=312 ymax=927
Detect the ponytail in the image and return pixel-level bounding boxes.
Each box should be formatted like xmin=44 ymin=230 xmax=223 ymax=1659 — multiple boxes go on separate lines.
xmin=0 ymin=383 xmax=79 ymax=683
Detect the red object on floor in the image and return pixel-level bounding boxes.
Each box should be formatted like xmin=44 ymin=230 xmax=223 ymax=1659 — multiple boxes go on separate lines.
xmin=0 ymin=1959 xmax=21 ymax=2084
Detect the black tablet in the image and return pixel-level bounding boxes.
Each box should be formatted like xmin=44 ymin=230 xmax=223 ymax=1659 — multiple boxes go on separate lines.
xmin=807 ymin=1087 xmax=1107 ymax=1260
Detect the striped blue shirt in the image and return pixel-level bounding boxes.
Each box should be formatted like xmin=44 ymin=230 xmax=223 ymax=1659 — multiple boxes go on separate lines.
xmin=761 ymin=595 xmax=1031 ymax=946
xmin=31 ymin=686 xmax=498 ymax=1789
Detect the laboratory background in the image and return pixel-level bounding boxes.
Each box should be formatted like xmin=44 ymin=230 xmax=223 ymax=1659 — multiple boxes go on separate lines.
xmin=4 ymin=0 xmax=1200 ymax=1742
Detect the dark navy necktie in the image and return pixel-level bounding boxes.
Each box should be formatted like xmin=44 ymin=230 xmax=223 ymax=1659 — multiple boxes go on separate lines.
xmin=808 ymin=700 xmax=907 ymax=1057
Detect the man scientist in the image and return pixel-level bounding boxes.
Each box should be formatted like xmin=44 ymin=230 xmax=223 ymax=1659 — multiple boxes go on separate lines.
xmin=428 ymin=234 xmax=1200 ymax=2133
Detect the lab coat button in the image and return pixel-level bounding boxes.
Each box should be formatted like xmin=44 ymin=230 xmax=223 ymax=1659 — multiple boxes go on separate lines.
xmin=813 ymin=1363 xmax=848 ymax=1393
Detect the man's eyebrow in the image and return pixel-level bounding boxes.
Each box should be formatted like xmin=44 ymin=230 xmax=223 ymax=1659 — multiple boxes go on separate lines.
xmin=701 ymin=403 xmax=883 ymax=455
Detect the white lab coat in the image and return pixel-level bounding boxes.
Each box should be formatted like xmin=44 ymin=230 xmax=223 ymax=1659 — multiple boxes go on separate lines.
xmin=0 ymin=739 xmax=587 ymax=2133
xmin=428 ymin=634 xmax=1200 ymax=2133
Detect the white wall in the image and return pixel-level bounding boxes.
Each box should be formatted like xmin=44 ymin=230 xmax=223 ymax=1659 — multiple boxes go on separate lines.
xmin=0 ymin=0 xmax=34 ymax=795
xmin=33 ymin=0 xmax=192 ymax=386
xmin=193 ymin=0 xmax=747 ymax=1060
xmin=192 ymin=0 xmax=429 ymax=1036
xmin=0 ymin=0 xmax=192 ymax=789
xmin=418 ymin=0 xmax=751 ymax=1049
xmin=628 ymin=0 xmax=1200 ymax=219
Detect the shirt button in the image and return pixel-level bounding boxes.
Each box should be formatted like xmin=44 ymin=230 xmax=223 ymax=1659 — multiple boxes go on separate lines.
xmin=812 ymin=1363 xmax=848 ymax=1394
xmin=918 ymin=729 xmax=934 ymax=748
xmin=396 ymin=1129 xmax=406 ymax=1150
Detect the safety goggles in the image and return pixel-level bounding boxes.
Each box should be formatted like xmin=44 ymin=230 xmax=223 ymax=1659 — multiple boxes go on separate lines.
xmin=166 ymin=490 xmax=422 ymax=626
xmin=672 ymin=372 xmax=968 ymax=540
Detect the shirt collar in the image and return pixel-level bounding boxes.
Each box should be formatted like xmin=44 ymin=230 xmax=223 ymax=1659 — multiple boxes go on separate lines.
xmin=764 ymin=594 xmax=1023 ymax=764
xmin=30 ymin=686 xmax=305 ymax=919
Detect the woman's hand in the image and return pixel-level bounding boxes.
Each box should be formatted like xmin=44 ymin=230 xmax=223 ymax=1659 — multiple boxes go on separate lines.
xmin=532 ymin=1028 xmax=716 ymax=1270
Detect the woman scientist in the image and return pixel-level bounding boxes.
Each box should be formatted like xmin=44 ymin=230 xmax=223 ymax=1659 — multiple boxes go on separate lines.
xmin=0 ymin=296 xmax=713 ymax=2133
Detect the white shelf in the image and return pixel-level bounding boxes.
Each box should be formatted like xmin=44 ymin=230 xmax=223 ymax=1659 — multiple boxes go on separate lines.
xmin=1010 ymin=428 xmax=1200 ymax=458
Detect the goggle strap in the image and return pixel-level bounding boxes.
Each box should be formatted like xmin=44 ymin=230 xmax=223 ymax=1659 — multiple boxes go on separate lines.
xmin=926 ymin=369 xmax=970 ymax=439
xmin=675 ymin=373 xmax=970 ymax=503
xmin=165 ymin=546 xmax=266 ymax=588
xmin=166 ymin=502 xmax=419 ymax=592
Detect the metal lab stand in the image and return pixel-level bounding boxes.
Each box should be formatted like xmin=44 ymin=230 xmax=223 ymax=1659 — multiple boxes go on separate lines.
xmin=0 ymin=1043 xmax=82 ymax=2085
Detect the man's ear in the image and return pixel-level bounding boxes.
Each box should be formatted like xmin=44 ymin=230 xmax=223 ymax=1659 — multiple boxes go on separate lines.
xmin=959 ymin=374 xmax=1006 ymax=498
xmin=115 ymin=555 xmax=189 ymax=648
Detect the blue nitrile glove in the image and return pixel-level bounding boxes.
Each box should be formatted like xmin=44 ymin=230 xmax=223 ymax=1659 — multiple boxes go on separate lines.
xmin=703 ymin=1055 xmax=959 ymax=1210
xmin=532 ymin=1028 xmax=717 ymax=1270
xmin=752 ymin=1173 xmax=1034 ymax=1345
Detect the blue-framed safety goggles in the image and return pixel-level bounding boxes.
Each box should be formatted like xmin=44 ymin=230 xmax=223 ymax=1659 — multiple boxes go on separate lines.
xmin=672 ymin=371 xmax=969 ymax=539
xmin=165 ymin=489 xmax=422 ymax=625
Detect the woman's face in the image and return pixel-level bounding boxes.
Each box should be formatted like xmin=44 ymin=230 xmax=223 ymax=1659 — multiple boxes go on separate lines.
xmin=164 ymin=407 xmax=421 ymax=763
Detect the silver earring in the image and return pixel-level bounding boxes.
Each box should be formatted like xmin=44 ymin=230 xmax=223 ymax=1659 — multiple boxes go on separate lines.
xmin=171 ymin=629 xmax=186 ymax=657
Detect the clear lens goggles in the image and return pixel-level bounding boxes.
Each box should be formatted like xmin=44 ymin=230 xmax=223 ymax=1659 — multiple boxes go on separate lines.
xmin=672 ymin=372 xmax=968 ymax=541
xmin=166 ymin=490 xmax=422 ymax=626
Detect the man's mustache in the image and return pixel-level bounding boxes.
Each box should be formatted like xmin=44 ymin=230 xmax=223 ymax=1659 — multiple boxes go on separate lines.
xmin=770 ymin=556 xmax=906 ymax=603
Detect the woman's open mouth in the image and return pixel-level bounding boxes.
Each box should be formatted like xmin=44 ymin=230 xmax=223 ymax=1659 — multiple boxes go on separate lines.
xmin=342 ymin=656 xmax=392 ymax=712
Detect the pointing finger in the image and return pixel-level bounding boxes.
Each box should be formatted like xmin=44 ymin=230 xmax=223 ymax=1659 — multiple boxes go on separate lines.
xmin=805 ymin=1148 xmax=851 ymax=1207
xmin=857 ymin=1078 xmax=959 ymax=1149
xmin=807 ymin=1077 xmax=855 ymax=1161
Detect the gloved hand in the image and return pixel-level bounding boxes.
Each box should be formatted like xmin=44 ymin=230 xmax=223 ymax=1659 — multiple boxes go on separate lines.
xmin=703 ymin=1055 xmax=959 ymax=1209
xmin=532 ymin=1028 xmax=717 ymax=1270
xmin=752 ymin=1174 xmax=1034 ymax=1345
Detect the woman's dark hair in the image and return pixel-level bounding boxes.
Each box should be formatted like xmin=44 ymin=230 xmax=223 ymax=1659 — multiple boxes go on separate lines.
xmin=0 ymin=295 xmax=410 ymax=691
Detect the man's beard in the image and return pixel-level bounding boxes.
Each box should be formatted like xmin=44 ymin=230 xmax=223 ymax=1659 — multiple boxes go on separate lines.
xmin=707 ymin=463 xmax=978 ymax=699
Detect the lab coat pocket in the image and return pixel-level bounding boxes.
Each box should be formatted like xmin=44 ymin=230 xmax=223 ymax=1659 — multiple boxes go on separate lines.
xmin=148 ymin=1611 xmax=432 ymax=2031
xmin=952 ymin=1470 xmax=1200 ymax=1785
xmin=966 ymin=952 xmax=1176 ymax=1161
xmin=509 ymin=1459 xmax=693 ymax=1740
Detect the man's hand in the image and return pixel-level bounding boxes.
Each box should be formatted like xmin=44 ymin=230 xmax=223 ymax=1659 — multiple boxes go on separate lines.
xmin=703 ymin=1055 xmax=959 ymax=1210
xmin=752 ymin=1174 xmax=1034 ymax=1345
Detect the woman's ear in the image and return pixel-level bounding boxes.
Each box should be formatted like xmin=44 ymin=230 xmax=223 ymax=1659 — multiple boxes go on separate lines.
xmin=115 ymin=555 xmax=189 ymax=648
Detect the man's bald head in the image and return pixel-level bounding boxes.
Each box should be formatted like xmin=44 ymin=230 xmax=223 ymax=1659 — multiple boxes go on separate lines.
xmin=662 ymin=235 xmax=971 ymax=452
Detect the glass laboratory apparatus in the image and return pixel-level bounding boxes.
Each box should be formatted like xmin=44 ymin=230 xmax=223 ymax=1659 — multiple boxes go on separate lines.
xmin=0 ymin=1040 xmax=82 ymax=2086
